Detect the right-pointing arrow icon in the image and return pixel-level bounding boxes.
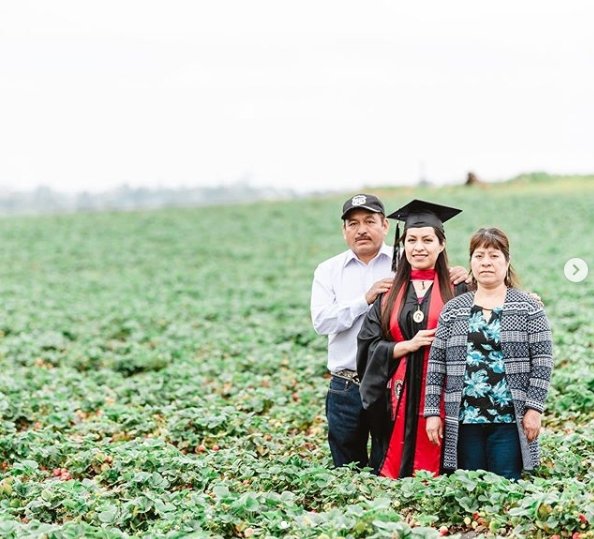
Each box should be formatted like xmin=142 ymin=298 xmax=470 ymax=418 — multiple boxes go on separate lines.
xmin=564 ymin=258 xmax=589 ymax=283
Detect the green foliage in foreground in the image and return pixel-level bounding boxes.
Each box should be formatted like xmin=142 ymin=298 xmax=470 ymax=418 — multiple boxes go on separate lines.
xmin=0 ymin=177 xmax=593 ymax=538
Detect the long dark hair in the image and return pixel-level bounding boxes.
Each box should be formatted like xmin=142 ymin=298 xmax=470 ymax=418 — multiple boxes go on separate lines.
xmin=380 ymin=227 xmax=454 ymax=337
xmin=469 ymin=227 xmax=520 ymax=288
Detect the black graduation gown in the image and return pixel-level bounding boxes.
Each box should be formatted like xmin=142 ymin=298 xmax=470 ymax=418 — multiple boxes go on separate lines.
xmin=357 ymin=282 xmax=466 ymax=476
xmin=356 ymin=283 xmax=432 ymax=475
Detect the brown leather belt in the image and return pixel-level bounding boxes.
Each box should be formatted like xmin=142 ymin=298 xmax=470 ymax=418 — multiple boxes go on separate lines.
xmin=332 ymin=369 xmax=360 ymax=385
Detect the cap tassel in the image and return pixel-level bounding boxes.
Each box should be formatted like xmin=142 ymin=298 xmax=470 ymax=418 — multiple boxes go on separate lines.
xmin=391 ymin=223 xmax=400 ymax=272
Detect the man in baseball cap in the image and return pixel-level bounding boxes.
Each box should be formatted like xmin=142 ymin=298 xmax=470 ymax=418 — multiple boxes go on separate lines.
xmin=311 ymin=194 xmax=394 ymax=468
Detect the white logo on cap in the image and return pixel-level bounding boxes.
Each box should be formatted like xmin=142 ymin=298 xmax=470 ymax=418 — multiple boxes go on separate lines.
xmin=351 ymin=195 xmax=367 ymax=206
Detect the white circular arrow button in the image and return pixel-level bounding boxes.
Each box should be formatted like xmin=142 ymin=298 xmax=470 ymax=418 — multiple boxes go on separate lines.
xmin=564 ymin=258 xmax=588 ymax=283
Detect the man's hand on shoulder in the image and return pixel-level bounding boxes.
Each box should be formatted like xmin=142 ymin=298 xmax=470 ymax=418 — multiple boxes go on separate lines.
xmin=527 ymin=291 xmax=544 ymax=308
xmin=365 ymin=278 xmax=393 ymax=305
xmin=449 ymin=266 xmax=470 ymax=285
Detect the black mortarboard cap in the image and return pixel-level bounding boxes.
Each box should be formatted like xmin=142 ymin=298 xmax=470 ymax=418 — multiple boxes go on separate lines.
xmin=386 ymin=199 xmax=462 ymax=271
xmin=387 ymin=199 xmax=462 ymax=231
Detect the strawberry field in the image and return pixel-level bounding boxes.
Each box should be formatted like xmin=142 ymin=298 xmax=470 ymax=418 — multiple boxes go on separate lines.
xmin=0 ymin=176 xmax=592 ymax=538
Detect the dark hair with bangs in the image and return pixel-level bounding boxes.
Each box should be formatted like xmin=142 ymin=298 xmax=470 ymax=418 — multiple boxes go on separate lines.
xmin=469 ymin=227 xmax=519 ymax=288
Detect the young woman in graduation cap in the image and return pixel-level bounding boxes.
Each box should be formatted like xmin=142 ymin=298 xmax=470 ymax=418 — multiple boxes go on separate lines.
xmin=356 ymin=199 xmax=465 ymax=478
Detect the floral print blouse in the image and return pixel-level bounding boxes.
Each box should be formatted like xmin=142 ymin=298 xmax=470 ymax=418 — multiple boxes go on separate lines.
xmin=459 ymin=305 xmax=515 ymax=424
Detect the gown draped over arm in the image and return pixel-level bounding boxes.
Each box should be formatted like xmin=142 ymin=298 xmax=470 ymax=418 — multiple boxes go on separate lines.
xmin=357 ymin=297 xmax=398 ymax=410
xmin=356 ymin=295 xmax=400 ymax=473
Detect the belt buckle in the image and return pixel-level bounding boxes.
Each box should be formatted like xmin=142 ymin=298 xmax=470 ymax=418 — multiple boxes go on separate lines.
xmin=333 ymin=369 xmax=360 ymax=386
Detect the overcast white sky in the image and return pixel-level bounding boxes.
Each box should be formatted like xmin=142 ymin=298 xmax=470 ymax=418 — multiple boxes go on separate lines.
xmin=1 ymin=1 xmax=593 ymax=193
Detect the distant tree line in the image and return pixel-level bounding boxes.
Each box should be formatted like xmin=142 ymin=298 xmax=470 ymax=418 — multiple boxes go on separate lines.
xmin=0 ymin=182 xmax=299 ymax=215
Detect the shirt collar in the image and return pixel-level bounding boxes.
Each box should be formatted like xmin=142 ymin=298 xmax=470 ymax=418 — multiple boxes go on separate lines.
xmin=344 ymin=243 xmax=392 ymax=267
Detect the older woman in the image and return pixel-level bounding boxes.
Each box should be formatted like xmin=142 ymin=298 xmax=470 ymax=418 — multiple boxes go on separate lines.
xmin=357 ymin=200 xmax=467 ymax=478
xmin=424 ymin=227 xmax=553 ymax=479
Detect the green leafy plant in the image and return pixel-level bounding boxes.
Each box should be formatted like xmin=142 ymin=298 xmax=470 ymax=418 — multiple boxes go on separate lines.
xmin=0 ymin=177 xmax=592 ymax=537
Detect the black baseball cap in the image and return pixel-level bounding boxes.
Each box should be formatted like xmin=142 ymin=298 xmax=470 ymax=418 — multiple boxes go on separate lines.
xmin=341 ymin=194 xmax=385 ymax=220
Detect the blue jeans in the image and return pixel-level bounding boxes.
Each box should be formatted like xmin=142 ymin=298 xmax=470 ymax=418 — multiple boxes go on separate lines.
xmin=325 ymin=376 xmax=369 ymax=468
xmin=457 ymin=423 xmax=522 ymax=480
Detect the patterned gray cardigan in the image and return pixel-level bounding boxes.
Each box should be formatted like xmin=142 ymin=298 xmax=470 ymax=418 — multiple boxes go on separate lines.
xmin=423 ymin=288 xmax=553 ymax=471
